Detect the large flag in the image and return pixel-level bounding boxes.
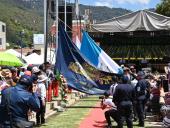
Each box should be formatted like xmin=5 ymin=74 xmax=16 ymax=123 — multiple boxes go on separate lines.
xmin=56 ymin=24 xmax=109 ymax=95
xmin=75 ymin=35 xmax=81 ymax=49
xmin=80 ymin=31 xmax=123 ymax=74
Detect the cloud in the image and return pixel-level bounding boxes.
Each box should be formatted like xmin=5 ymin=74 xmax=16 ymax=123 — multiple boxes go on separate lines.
xmin=94 ymin=0 xmax=151 ymax=8
xmin=115 ymin=0 xmax=151 ymax=5
xmin=95 ymin=0 xmax=113 ymax=8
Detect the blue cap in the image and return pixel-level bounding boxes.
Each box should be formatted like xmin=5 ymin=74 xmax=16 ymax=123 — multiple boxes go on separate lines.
xmin=19 ymin=75 xmax=33 ymax=87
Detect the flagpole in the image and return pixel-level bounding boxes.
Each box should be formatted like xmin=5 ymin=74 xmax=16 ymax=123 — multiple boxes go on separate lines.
xmin=56 ymin=0 xmax=58 ymax=52
xmin=44 ymin=0 xmax=48 ymax=63
xmin=64 ymin=0 xmax=67 ymax=31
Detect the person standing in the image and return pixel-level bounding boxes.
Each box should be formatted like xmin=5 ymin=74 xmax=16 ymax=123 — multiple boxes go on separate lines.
xmin=109 ymin=76 xmax=118 ymax=96
xmin=135 ymin=71 xmax=150 ymax=127
xmin=0 ymin=75 xmax=40 ymax=128
xmin=113 ymin=76 xmax=135 ymax=128
xmin=36 ymin=74 xmax=47 ymax=126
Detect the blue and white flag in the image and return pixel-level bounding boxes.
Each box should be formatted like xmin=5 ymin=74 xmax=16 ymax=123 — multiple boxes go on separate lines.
xmin=55 ymin=24 xmax=109 ymax=95
xmin=80 ymin=31 xmax=123 ymax=74
xmin=75 ymin=35 xmax=81 ymax=49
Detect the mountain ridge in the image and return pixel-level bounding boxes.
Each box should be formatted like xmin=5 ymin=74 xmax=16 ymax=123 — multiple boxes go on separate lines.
xmin=0 ymin=0 xmax=132 ymax=47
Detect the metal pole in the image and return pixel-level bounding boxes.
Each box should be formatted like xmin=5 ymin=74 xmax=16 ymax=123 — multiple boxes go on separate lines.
xmin=20 ymin=36 xmax=22 ymax=59
xmin=64 ymin=0 xmax=67 ymax=31
xmin=44 ymin=0 xmax=48 ymax=63
xmin=56 ymin=0 xmax=58 ymax=52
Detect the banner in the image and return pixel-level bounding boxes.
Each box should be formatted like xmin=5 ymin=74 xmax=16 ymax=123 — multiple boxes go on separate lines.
xmin=55 ymin=24 xmax=115 ymax=94
xmin=81 ymin=31 xmax=123 ymax=74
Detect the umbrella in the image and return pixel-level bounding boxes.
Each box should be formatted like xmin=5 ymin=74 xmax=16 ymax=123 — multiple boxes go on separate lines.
xmin=0 ymin=52 xmax=23 ymax=67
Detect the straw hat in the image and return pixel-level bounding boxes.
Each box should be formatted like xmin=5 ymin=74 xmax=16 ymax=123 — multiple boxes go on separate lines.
xmin=32 ymin=66 xmax=40 ymax=74
xmin=37 ymin=74 xmax=47 ymax=82
xmin=0 ymin=69 xmax=11 ymax=78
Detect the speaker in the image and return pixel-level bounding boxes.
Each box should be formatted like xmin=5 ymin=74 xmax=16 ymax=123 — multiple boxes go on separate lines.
xmin=59 ymin=6 xmax=72 ymax=37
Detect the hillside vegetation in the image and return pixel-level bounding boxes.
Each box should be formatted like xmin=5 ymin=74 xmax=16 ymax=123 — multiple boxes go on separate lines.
xmin=0 ymin=0 xmax=43 ymax=48
xmin=0 ymin=0 xmax=131 ymax=47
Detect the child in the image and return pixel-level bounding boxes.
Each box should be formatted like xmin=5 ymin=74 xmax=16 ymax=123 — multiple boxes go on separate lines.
xmin=36 ymin=74 xmax=47 ymax=126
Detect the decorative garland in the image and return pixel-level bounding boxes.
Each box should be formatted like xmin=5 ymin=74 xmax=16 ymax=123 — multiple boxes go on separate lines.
xmin=55 ymin=72 xmax=68 ymax=103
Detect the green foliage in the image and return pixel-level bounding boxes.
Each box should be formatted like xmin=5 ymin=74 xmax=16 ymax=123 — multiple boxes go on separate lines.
xmin=0 ymin=0 xmax=43 ymax=47
xmin=156 ymin=0 xmax=170 ymax=16
xmin=0 ymin=0 xmax=131 ymax=47
xmin=77 ymin=4 xmax=131 ymax=21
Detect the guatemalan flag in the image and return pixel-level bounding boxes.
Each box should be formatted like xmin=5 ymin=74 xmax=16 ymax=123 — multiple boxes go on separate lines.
xmin=75 ymin=35 xmax=81 ymax=49
xmin=80 ymin=31 xmax=123 ymax=74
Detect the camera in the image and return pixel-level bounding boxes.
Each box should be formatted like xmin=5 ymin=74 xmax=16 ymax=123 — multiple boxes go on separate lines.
xmin=99 ymin=96 xmax=104 ymax=99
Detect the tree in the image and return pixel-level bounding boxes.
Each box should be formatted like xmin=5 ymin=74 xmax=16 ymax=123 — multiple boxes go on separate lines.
xmin=156 ymin=0 xmax=170 ymax=16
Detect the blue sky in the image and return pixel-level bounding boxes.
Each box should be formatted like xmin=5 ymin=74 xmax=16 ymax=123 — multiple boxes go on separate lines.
xmin=71 ymin=0 xmax=161 ymax=11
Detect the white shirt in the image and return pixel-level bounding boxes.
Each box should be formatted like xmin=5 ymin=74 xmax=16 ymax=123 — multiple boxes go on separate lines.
xmin=103 ymin=98 xmax=117 ymax=110
xmin=110 ymin=83 xmax=118 ymax=96
xmin=36 ymin=82 xmax=46 ymax=100
xmin=131 ymin=79 xmax=138 ymax=87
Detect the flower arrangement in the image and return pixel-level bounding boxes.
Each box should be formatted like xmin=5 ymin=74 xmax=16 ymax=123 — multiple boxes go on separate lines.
xmin=55 ymin=71 xmax=68 ymax=103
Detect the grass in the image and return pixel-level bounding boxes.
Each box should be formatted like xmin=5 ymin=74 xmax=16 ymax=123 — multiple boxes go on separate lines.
xmin=40 ymin=96 xmax=163 ymax=128
xmin=40 ymin=96 xmax=99 ymax=128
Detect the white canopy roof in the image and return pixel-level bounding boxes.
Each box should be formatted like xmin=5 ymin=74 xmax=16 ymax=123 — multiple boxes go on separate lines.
xmin=92 ymin=10 xmax=170 ymax=32
xmin=25 ymin=53 xmax=43 ymax=65
xmin=5 ymin=49 xmax=26 ymax=59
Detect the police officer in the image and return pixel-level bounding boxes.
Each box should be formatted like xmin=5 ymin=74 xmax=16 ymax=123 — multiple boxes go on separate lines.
xmin=113 ymin=76 xmax=135 ymax=128
xmin=0 ymin=75 xmax=40 ymax=128
xmin=135 ymin=71 xmax=150 ymax=127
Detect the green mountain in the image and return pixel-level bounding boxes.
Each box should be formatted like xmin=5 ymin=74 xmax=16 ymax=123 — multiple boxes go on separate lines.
xmin=0 ymin=0 xmax=43 ymax=48
xmin=0 ymin=0 xmax=131 ymax=47
xmin=79 ymin=4 xmax=131 ymax=21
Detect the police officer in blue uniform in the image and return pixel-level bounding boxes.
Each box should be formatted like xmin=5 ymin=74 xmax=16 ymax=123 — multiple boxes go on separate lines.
xmin=0 ymin=75 xmax=40 ymax=128
xmin=135 ymin=71 xmax=150 ymax=127
xmin=113 ymin=76 xmax=135 ymax=128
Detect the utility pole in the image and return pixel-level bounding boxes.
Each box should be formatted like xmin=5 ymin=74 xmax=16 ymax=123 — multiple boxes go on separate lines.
xmin=44 ymin=0 xmax=48 ymax=63
xmin=56 ymin=0 xmax=59 ymax=52
xmin=64 ymin=0 xmax=67 ymax=30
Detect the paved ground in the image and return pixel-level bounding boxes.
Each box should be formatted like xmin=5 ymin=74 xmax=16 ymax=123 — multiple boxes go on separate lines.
xmin=38 ymin=96 xmax=163 ymax=128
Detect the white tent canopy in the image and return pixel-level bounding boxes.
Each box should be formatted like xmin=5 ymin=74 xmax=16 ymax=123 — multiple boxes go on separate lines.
xmin=25 ymin=53 xmax=43 ymax=65
xmin=5 ymin=49 xmax=26 ymax=59
xmin=92 ymin=10 xmax=170 ymax=32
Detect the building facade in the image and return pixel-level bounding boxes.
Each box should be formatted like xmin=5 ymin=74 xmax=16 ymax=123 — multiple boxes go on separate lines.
xmin=0 ymin=21 xmax=6 ymax=50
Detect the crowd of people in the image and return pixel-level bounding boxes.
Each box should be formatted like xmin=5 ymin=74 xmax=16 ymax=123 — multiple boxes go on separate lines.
xmin=101 ymin=65 xmax=170 ymax=128
xmin=0 ymin=62 xmax=54 ymax=128
xmin=1 ymin=61 xmax=170 ymax=128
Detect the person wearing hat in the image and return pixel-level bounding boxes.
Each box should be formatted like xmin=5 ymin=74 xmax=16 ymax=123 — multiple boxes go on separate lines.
xmin=135 ymin=71 xmax=150 ymax=127
xmin=32 ymin=66 xmax=41 ymax=76
xmin=0 ymin=75 xmax=40 ymax=127
xmin=113 ymin=76 xmax=135 ymax=128
xmin=36 ymin=74 xmax=47 ymax=126
xmin=0 ymin=69 xmax=14 ymax=86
